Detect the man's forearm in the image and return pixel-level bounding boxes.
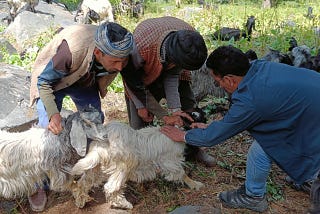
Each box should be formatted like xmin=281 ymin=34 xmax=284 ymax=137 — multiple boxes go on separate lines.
xmin=38 ymin=86 xmax=59 ymax=120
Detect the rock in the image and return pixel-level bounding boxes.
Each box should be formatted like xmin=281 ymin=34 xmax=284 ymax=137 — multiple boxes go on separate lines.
xmin=2 ymin=0 xmax=75 ymax=52
xmin=0 ymin=0 xmax=9 ymax=23
xmin=0 ymin=63 xmax=37 ymax=131
xmin=169 ymin=205 xmax=221 ymax=214
xmin=0 ymin=38 xmax=18 ymax=61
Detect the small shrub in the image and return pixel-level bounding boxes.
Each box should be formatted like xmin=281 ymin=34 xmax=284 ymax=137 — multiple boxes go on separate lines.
xmin=267 ymin=177 xmax=284 ymax=201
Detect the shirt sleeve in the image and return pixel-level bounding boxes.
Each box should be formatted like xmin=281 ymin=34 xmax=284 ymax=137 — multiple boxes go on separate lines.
xmin=37 ymin=40 xmax=72 ymax=120
xmin=185 ymin=95 xmax=262 ymax=147
xmin=163 ymin=67 xmax=181 ymax=109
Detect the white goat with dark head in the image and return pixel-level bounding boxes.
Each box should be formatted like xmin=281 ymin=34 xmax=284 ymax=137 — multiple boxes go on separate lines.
xmin=71 ymin=121 xmax=204 ymax=209
xmin=0 ymin=108 xmax=108 ymax=207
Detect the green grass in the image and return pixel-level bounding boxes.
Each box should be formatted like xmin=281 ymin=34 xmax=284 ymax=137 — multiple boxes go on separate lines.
xmin=117 ymin=1 xmax=320 ymax=90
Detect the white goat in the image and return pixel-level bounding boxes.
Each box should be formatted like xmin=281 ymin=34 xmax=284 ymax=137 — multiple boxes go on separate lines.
xmin=71 ymin=121 xmax=204 ymax=209
xmin=74 ymin=0 xmax=114 ymax=24
xmin=0 ymin=109 xmax=108 ymax=207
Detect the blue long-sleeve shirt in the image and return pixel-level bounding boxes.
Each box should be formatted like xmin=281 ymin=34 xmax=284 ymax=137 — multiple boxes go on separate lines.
xmin=185 ymin=60 xmax=320 ymax=184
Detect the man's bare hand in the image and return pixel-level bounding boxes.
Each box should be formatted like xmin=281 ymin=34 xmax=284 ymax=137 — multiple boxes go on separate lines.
xmin=162 ymin=115 xmax=184 ymax=127
xmin=172 ymin=110 xmax=194 ymax=123
xmin=138 ymin=108 xmax=154 ymax=122
xmin=48 ymin=113 xmax=63 ymax=135
xmin=160 ymin=125 xmax=186 ymax=143
xmin=190 ymin=122 xmax=208 ymax=129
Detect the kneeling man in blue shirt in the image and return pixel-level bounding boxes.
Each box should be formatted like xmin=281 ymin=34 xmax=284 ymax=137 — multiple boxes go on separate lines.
xmin=161 ymin=45 xmax=320 ymax=213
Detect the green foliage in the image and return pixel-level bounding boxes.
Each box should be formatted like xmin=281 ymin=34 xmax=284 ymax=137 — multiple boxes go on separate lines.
xmin=0 ymin=47 xmax=37 ymax=71
xmin=197 ymin=168 xmax=217 ymax=177
xmin=172 ymin=0 xmax=319 ymax=57
xmin=0 ymin=25 xmax=6 ymax=33
xmin=1 ymin=26 xmax=57 ymax=71
xmin=59 ymin=0 xmax=80 ymax=11
xmin=62 ymin=96 xmax=76 ymax=111
xmin=267 ymin=177 xmax=284 ymax=201
xmin=201 ymin=96 xmax=229 ymax=115
xmin=217 ymin=160 xmax=233 ymax=171
xmin=166 ymin=205 xmax=179 ymax=212
xmin=107 ymin=74 xmax=124 ymax=92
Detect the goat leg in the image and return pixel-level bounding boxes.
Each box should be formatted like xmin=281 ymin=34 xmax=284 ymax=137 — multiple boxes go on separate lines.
xmin=183 ymin=174 xmax=204 ymax=190
xmin=104 ymin=169 xmax=133 ymax=209
xmin=70 ymin=178 xmax=94 ymax=208
xmin=107 ymin=191 xmax=133 ymax=209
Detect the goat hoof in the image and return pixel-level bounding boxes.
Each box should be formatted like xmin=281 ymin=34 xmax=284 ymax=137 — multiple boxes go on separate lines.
xmin=192 ymin=180 xmax=205 ymax=190
xmin=110 ymin=196 xmax=133 ymax=209
xmin=75 ymin=200 xmax=86 ymax=208
xmin=183 ymin=175 xmax=205 ymax=190
xmin=75 ymin=195 xmax=93 ymax=208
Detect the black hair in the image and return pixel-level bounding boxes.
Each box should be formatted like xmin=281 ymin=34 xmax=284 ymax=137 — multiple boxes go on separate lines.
xmin=206 ymin=45 xmax=250 ymax=77
xmin=106 ymin=22 xmax=129 ymax=43
xmin=166 ymin=30 xmax=208 ymax=70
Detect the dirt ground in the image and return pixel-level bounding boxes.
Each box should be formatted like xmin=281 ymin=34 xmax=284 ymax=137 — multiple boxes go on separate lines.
xmin=0 ymin=92 xmax=312 ymax=214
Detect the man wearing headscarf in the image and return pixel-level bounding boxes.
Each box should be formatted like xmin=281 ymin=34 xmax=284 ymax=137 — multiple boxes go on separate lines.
xmin=122 ymin=17 xmax=215 ymax=169
xmin=29 ymin=22 xmax=133 ymax=212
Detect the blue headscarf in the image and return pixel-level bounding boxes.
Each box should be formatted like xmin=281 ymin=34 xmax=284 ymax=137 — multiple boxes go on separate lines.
xmin=95 ymin=22 xmax=134 ymax=58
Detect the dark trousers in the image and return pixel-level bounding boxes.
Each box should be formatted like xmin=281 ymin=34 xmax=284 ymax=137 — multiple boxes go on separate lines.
xmin=36 ymin=83 xmax=103 ymax=128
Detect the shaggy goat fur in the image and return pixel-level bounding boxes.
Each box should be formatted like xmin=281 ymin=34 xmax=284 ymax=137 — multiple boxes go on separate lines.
xmin=0 ymin=109 xmax=108 ymax=206
xmin=71 ymin=121 xmax=204 ymax=209
xmin=74 ymin=0 xmax=114 ymax=24
xmin=191 ymin=64 xmax=228 ymax=102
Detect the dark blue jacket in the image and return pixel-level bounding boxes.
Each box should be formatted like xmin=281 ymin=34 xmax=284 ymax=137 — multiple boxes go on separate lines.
xmin=185 ymin=60 xmax=320 ymax=184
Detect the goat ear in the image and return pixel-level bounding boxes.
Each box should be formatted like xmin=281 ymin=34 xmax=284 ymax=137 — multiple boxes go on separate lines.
xmin=70 ymin=119 xmax=87 ymax=157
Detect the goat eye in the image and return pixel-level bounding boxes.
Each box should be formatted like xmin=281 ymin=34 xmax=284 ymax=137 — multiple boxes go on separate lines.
xmin=103 ymin=134 xmax=108 ymax=139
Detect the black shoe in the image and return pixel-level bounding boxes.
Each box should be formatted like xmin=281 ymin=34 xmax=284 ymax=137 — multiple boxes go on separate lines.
xmin=285 ymin=176 xmax=313 ymax=194
xmin=309 ymin=178 xmax=320 ymax=214
xmin=219 ymin=185 xmax=268 ymax=212
xmin=308 ymin=205 xmax=320 ymax=214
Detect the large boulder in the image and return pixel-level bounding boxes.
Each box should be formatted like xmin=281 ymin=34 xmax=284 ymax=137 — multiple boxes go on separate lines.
xmin=0 ymin=0 xmax=9 ymax=22
xmin=2 ymin=0 xmax=75 ymax=52
xmin=0 ymin=63 xmax=37 ymax=131
xmin=169 ymin=205 xmax=221 ymax=214
xmin=0 ymin=38 xmax=17 ymax=61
